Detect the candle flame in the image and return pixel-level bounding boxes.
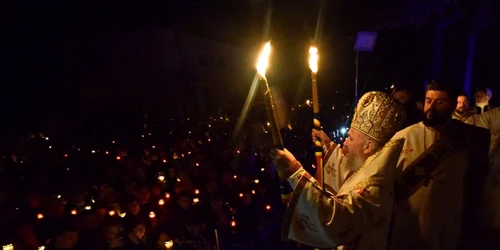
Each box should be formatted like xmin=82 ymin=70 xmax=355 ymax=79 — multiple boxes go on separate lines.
xmin=231 ymin=220 xmax=236 ymax=227
xmin=309 ymin=46 xmax=318 ymax=73
xmin=166 ymin=193 xmax=171 ymax=199
xmin=37 ymin=213 xmax=44 ymax=219
xmin=195 ymin=189 xmax=200 ymax=195
xmin=85 ymin=206 xmax=91 ymax=210
xmin=266 ymin=205 xmax=271 ymax=210
xmin=71 ymin=209 xmax=77 ymax=215
xmin=119 ymin=212 xmax=126 ymax=218
xmin=165 ymin=240 xmax=174 ymax=249
xmin=193 ymin=198 xmax=200 ymax=204
xmin=109 ymin=210 xmax=115 ymax=216
xmin=158 ymin=199 xmax=165 ymax=205
xmin=149 ymin=211 xmax=156 ymax=218
xmin=256 ymin=41 xmax=271 ymax=77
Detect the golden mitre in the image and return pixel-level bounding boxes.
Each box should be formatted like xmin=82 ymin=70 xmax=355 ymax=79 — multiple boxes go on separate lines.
xmin=351 ymin=91 xmax=406 ymax=143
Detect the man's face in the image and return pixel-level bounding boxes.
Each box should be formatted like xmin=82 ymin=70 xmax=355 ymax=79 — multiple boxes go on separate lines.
xmin=456 ymin=96 xmax=469 ymax=113
xmin=423 ymin=90 xmax=454 ymax=127
xmin=342 ymin=129 xmax=368 ymax=169
xmin=475 ymin=90 xmax=488 ymax=104
xmin=392 ymin=90 xmax=411 ymax=105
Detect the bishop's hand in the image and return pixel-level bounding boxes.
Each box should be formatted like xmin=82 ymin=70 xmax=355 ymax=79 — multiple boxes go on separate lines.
xmin=270 ymin=148 xmax=302 ymax=180
xmin=312 ymin=128 xmax=330 ymax=143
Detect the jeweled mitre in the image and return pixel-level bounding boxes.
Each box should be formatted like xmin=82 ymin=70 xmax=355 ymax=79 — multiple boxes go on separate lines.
xmin=351 ymin=91 xmax=406 ymax=143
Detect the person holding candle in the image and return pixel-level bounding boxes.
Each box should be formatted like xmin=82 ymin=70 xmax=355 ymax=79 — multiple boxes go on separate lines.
xmin=270 ymin=91 xmax=406 ymax=249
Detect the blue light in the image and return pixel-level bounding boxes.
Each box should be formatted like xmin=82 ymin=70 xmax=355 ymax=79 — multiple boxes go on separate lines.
xmin=340 ymin=127 xmax=347 ymax=135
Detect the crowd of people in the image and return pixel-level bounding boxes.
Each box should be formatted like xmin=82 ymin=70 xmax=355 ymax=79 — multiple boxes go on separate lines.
xmin=1 ymin=80 xmax=498 ymax=250
xmin=1 ymin=101 xmax=349 ymax=250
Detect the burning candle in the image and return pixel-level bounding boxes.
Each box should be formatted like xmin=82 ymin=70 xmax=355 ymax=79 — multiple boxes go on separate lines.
xmin=163 ymin=159 xmax=167 ymax=163
xmin=165 ymin=193 xmax=171 ymax=199
xmin=105 ymin=151 xmax=109 ymax=155
xmin=231 ymin=220 xmax=236 ymax=227
xmin=38 ymin=246 xmax=45 ymax=250
xmin=233 ymin=175 xmax=237 ymax=179
xmin=3 ymin=244 xmax=13 ymax=250
xmin=165 ymin=240 xmax=174 ymax=249
xmin=149 ymin=211 xmax=155 ymax=219
xmin=193 ymin=198 xmax=199 ymax=204
xmin=266 ymin=205 xmax=271 ymax=211
xmin=119 ymin=212 xmax=126 ymax=218
xmin=254 ymin=179 xmax=259 ymax=184
xmin=37 ymin=213 xmax=44 ymax=219
xmin=261 ymin=168 xmax=265 ymax=172
xmin=152 ymin=145 xmax=156 ymax=149
xmin=239 ymin=193 xmax=243 ymax=198
xmin=158 ymin=175 xmax=165 ymax=182
xmin=91 ymin=150 xmax=96 ymax=154
xmin=112 ymin=140 xmax=116 ymax=144
xmin=64 ymin=154 xmax=68 ymax=158
xmin=194 ymin=189 xmax=200 ymax=195
xmin=71 ymin=209 xmax=77 ymax=215
xmin=85 ymin=206 xmax=91 ymax=210
xmin=195 ymin=162 xmax=199 ymax=167
xmin=109 ymin=210 xmax=116 ymax=216
xmin=176 ymin=178 xmax=181 ymax=182
xmin=158 ymin=199 xmax=165 ymax=206
xmin=251 ymin=190 xmax=256 ymax=195
xmin=116 ymin=156 xmax=121 ymax=160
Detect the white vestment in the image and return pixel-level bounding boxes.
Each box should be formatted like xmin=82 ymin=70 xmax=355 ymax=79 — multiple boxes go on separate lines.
xmin=389 ymin=121 xmax=490 ymax=250
xmin=281 ymin=139 xmax=404 ymax=250
xmin=476 ymin=107 xmax=500 ymax=229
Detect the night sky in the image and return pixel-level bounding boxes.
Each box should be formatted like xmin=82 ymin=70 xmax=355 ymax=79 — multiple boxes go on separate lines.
xmin=3 ymin=0 xmax=500 ymax=138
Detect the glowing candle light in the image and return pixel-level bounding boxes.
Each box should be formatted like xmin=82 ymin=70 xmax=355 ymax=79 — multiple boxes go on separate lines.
xmin=261 ymin=168 xmax=265 ymax=172
xmin=158 ymin=175 xmax=165 ymax=182
xmin=148 ymin=133 xmax=152 ymax=136
xmin=239 ymin=193 xmax=243 ymax=198
xmin=265 ymin=205 xmax=271 ymax=211
xmin=194 ymin=189 xmax=200 ymax=195
xmin=165 ymin=240 xmax=174 ymax=249
xmin=195 ymin=162 xmax=199 ymax=167
xmin=254 ymin=179 xmax=260 ymax=184
xmin=207 ymin=138 xmax=211 ymax=142
xmin=66 ymin=168 xmax=70 ymax=171
xmin=163 ymin=159 xmax=167 ymax=163
xmin=266 ymin=122 xmax=270 ymax=126
xmin=152 ymin=145 xmax=156 ymax=149
xmin=233 ymin=175 xmax=237 ymax=179
xmin=64 ymin=154 xmax=68 ymax=157
xmin=71 ymin=209 xmax=77 ymax=215
xmin=177 ymin=178 xmax=181 ymax=182
xmin=48 ymin=146 xmax=52 ymax=149
xmin=158 ymin=199 xmax=165 ymax=206
xmin=116 ymin=156 xmax=121 ymax=160
xmin=37 ymin=213 xmax=44 ymax=219
xmin=38 ymin=246 xmax=45 ymax=250
xmin=231 ymin=220 xmax=236 ymax=227
xmin=193 ymin=198 xmax=200 ymax=204
xmin=119 ymin=212 xmax=126 ymax=218
xmin=149 ymin=211 xmax=156 ymax=219
xmin=236 ymin=150 xmax=240 ymax=154
xmin=57 ymin=195 xmax=62 ymax=199
xmin=252 ymin=190 xmax=256 ymax=195
xmin=91 ymin=150 xmax=96 ymax=154
xmin=165 ymin=193 xmax=171 ymax=199
xmin=108 ymin=210 xmax=115 ymax=217
xmin=3 ymin=244 xmax=14 ymax=250
xmin=112 ymin=140 xmax=116 ymax=144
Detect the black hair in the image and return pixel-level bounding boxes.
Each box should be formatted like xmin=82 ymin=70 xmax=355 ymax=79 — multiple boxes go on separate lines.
xmin=425 ymin=79 xmax=460 ymax=102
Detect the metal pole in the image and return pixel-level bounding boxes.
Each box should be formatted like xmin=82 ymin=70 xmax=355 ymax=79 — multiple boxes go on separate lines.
xmin=355 ymin=50 xmax=359 ymax=105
